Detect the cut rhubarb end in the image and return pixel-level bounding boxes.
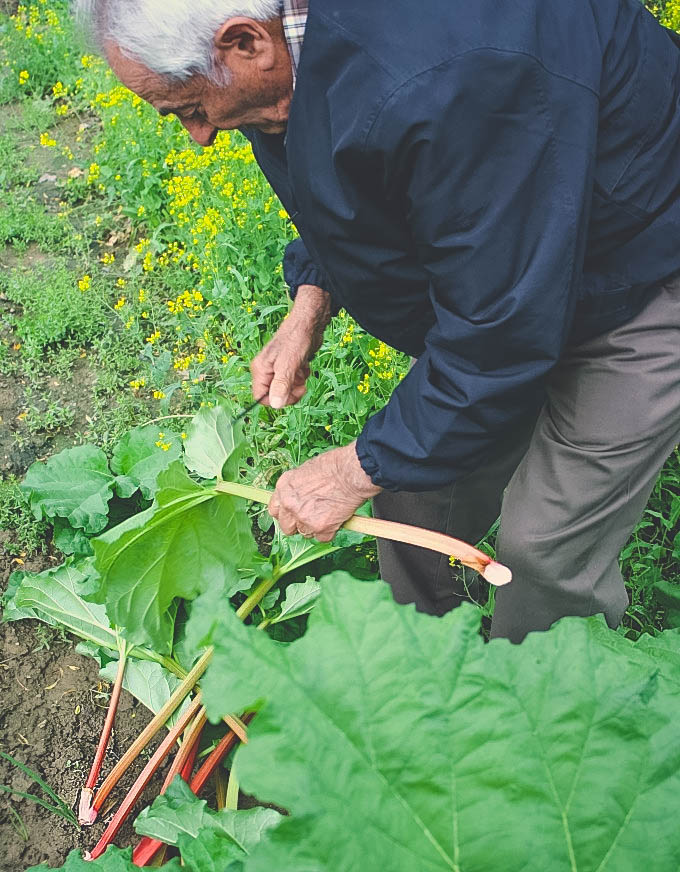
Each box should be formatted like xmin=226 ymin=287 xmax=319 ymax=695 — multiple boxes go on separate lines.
xmin=78 ymin=788 xmax=97 ymax=826
xmin=481 ymin=561 xmax=512 ymax=587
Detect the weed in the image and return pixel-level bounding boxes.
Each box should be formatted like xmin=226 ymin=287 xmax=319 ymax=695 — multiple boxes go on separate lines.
xmin=5 ymin=802 xmax=29 ymax=841
xmin=0 ymin=476 xmax=47 ymax=556
xmin=31 ymin=623 xmax=69 ymax=652
xmin=0 ymin=752 xmax=79 ymax=827
xmin=4 ymin=260 xmax=109 ymax=360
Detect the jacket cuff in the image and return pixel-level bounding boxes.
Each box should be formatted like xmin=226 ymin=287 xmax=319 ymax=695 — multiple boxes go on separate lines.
xmin=283 ymin=238 xmax=340 ymax=313
xmin=355 ymin=429 xmax=401 ymax=492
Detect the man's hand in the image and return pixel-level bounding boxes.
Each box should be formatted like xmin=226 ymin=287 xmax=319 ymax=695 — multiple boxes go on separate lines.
xmin=251 ymin=284 xmax=331 ymax=409
xmin=268 ymin=442 xmax=382 ymax=542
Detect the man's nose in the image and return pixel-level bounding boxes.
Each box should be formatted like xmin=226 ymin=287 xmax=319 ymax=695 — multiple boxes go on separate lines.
xmin=180 ymin=117 xmax=218 ymax=147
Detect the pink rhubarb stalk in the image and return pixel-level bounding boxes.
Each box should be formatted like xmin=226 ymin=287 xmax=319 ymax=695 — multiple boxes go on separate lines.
xmin=79 ymin=644 xmax=129 ymax=825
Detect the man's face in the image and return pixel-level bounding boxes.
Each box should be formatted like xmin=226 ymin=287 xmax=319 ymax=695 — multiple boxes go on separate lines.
xmin=106 ymin=21 xmax=293 ymax=146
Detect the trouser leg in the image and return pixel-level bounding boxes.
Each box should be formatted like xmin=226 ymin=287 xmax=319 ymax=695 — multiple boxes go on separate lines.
xmin=491 ymin=274 xmax=680 ymax=643
xmin=373 ymin=416 xmax=536 ymax=616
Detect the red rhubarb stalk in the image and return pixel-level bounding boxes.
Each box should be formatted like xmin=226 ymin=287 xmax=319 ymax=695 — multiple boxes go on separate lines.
xmin=85 ymin=696 xmax=203 ymax=861
xmin=89 ymin=648 xmax=213 ymax=821
xmin=79 ymin=642 xmax=129 ymax=825
xmin=161 ymin=707 xmax=207 ymax=792
xmin=132 ymin=713 xmax=254 ymax=867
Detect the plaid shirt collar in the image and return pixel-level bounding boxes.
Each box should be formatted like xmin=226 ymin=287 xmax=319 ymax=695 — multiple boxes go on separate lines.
xmin=281 ymin=0 xmax=309 ymax=89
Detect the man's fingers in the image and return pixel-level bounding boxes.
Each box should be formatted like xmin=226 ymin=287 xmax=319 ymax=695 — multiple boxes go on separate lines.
xmin=250 ymin=353 xmax=275 ymax=404
xmin=269 ymin=374 xmax=293 ymax=409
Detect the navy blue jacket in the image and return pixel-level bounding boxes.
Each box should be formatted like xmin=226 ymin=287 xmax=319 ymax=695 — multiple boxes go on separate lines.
xmin=244 ymin=0 xmax=680 ymax=491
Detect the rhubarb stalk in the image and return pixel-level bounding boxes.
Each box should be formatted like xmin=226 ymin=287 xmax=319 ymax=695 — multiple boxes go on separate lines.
xmin=89 ymin=647 xmax=213 ymax=820
xmin=86 ymin=696 xmax=203 ymax=860
xmin=132 ymin=714 xmax=254 ymax=867
xmin=215 ymin=480 xmax=512 ymax=584
xmin=79 ymin=638 xmax=130 ymax=825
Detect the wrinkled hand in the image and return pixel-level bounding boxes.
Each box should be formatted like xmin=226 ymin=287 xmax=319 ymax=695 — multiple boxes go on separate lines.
xmin=268 ymin=442 xmax=382 ymax=542
xmin=250 ymin=284 xmax=331 ymax=409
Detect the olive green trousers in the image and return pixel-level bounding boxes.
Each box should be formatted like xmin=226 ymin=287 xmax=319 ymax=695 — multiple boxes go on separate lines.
xmin=373 ymin=273 xmax=680 ymax=643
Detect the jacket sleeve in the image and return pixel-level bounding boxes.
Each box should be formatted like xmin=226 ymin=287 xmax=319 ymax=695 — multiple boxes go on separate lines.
xmin=283 ymin=237 xmax=328 ymax=297
xmin=355 ymin=48 xmax=598 ymax=491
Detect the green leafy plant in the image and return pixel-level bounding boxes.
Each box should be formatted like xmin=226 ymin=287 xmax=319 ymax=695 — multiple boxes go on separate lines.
xmin=197 ymin=574 xmax=680 ymax=872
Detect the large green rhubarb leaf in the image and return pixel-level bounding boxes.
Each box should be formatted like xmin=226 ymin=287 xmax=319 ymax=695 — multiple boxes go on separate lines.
xmin=2 ymin=570 xmax=40 ymax=622
xmin=200 ymin=573 xmax=680 ymax=872
xmin=111 ymin=425 xmax=182 ymax=499
xmin=21 ymin=445 xmax=115 ymax=534
xmin=9 ymin=561 xmax=117 ymax=650
xmin=27 ymin=847 xmax=181 ymax=871
xmin=135 ymin=777 xmax=281 ymax=852
xmin=183 ymin=403 xmax=243 ymax=480
xmin=92 ymin=463 xmax=255 ymax=651
xmin=178 ymin=828 xmax=246 ymax=871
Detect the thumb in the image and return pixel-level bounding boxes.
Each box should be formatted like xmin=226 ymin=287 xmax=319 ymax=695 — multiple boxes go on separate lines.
xmin=269 ymin=372 xmax=293 ymax=409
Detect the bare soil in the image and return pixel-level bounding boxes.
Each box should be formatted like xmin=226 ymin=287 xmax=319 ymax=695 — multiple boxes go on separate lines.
xmin=0 ymin=547 xmax=173 ymax=871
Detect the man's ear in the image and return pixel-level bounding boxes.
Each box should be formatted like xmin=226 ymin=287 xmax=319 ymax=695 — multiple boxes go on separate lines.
xmin=213 ymin=18 xmax=276 ymax=69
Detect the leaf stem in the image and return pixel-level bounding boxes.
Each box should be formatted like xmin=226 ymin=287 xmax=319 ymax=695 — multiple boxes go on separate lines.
xmin=161 ymin=707 xmax=207 ymax=791
xmin=131 ymin=713 xmax=254 ymax=867
xmin=214 ymin=481 xmax=512 ymax=584
xmin=225 ymin=768 xmax=239 ymax=811
xmin=236 ymin=573 xmax=280 ymax=620
xmin=215 ymin=768 xmax=228 ymax=811
xmin=190 ymin=712 xmax=255 ymax=797
xmin=79 ymin=642 xmax=129 ymax=824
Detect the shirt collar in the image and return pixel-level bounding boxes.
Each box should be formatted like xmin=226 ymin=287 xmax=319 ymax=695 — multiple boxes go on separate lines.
xmin=280 ymin=0 xmax=309 ymax=89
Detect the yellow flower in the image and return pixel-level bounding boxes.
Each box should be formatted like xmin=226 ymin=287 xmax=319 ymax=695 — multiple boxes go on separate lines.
xmin=137 ymin=205 xmax=146 ymax=217
xmin=114 ymin=296 xmax=126 ymax=310
xmin=116 ymin=278 xmax=127 ymax=288
xmin=129 ymin=378 xmax=146 ymax=390
xmin=278 ymin=208 xmax=288 ymax=219
xmin=153 ymin=390 xmax=165 ymax=399
xmin=55 ymin=104 xmax=69 ymax=116
xmin=18 ymin=70 xmax=29 ymax=85
xmin=40 ymin=132 xmax=56 ymax=147
xmin=51 ymin=81 xmax=67 ymax=99
xmin=100 ymin=252 xmax=115 ymax=265
xmin=78 ymin=274 xmax=91 ymax=292
xmin=146 ymin=330 xmax=161 ymax=344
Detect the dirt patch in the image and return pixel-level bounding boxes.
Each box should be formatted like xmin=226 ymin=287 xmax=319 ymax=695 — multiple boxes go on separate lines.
xmin=0 ymin=356 xmax=98 ymax=479
xmin=0 ymin=551 xmax=172 ymax=870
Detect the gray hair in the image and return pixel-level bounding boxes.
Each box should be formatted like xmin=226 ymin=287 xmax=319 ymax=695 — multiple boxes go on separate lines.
xmin=73 ymin=0 xmax=281 ymax=82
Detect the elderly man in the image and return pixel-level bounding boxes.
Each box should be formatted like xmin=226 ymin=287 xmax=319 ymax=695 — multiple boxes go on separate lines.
xmin=76 ymin=0 xmax=680 ymax=642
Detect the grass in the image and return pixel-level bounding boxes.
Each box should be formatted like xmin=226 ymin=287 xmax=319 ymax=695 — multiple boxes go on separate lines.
xmin=0 ymin=752 xmax=79 ymax=828
xmin=0 ymin=0 xmax=678 ymax=638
